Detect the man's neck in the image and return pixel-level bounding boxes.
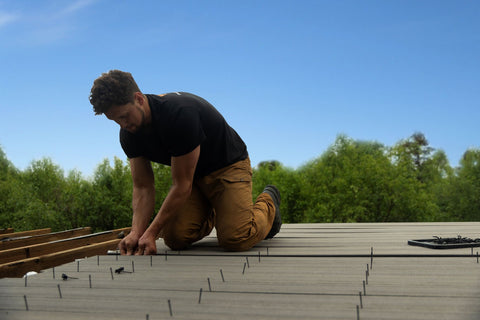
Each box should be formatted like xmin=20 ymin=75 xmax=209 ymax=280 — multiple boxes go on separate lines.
xmin=142 ymin=94 xmax=152 ymax=125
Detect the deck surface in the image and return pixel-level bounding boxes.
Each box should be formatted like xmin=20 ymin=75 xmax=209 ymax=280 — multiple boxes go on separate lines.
xmin=1 ymin=222 xmax=480 ymax=319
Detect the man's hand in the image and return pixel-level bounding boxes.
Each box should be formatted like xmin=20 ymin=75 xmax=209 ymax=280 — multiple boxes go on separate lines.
xmin=135 ymin=232 xmax=157 ymax=255
xmin=119 ymin=232 xmax=140 ymax=255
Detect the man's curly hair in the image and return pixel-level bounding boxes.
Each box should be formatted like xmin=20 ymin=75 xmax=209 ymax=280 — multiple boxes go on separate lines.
xmin=89 ymin=70 xmax=141 ymax=115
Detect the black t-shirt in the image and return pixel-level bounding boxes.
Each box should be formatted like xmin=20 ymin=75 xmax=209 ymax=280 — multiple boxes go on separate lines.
xmin=120 ymin=92 xmax=248 ymax=177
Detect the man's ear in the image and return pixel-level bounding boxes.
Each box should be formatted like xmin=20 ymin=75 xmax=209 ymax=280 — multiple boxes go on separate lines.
xmin=134 ymin=92 xmax=144 ymax=105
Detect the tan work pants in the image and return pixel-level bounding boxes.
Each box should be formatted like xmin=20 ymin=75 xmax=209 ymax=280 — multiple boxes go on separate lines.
xmin=162 ymin=157 xmax=275 ymax=252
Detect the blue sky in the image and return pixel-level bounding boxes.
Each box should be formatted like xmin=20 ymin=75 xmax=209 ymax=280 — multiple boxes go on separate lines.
xmin=0 ymin=0 xmax=479 ymax=178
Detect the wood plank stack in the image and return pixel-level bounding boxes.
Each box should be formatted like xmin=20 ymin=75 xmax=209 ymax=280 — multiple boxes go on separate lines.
xmin=0 ymin=227 xmax=130 ymax=278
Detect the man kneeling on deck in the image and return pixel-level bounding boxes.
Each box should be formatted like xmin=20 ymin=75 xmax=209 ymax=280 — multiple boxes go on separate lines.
xmin=89 ymin=70 xmax=281 ymax=255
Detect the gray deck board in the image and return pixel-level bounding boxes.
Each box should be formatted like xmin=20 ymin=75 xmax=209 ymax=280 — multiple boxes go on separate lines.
xmin=164 ymin=222 xmax=480 ymax=256
xmin=1 ymin=223 xmax=480 ymax=319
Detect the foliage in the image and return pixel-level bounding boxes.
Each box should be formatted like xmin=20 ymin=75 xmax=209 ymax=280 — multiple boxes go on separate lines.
xmin=87 ymin=157 xmax=133 ymax=231
xmin=253 ymin=161 xmax=306 ymax=223
xmin=441 ymin=149 xmax=480 ymax=221
xmin=151 ymin=163 xmax=172 ymax=211
xmin=0 ymin=132 xmax=479 ymax=232
xmin=297 ymin=135 xmax=421 ymax=223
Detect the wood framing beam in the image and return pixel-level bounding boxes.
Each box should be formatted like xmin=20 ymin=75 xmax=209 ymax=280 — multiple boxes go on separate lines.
xmin=0 ymin=239 xmax=122 ymax=278
xmin=0 ymin=228 xmax=14 ymax=234
xmin=0 ymin=227 xmax=91 ymax=251
xmin=0 ymin=228 xmax=51 ymax=240
xmin=0 ymin=227 xmax=130 ymax=264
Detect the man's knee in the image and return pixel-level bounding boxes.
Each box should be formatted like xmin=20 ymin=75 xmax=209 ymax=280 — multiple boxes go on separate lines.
xmin=163 ymin=236 xmax=190 ymax=251
xmin=218 ymin=236 xmax=254 ymax=252
xmin=163 ymin=221 xmax=212 ymax=250
xmin=163 ymin=226 xmax=195 ymax=251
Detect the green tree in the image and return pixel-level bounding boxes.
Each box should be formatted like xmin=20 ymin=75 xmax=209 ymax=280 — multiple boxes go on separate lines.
xmin=151 ymin=162 xmax=172 ymax=211
xmin=443 ymin=149 xmax=480 ymax=221
xmin=389 ymin=133 xmax=453 ymax=221
xmin=0 ymin=146 xmax=17 ymax=179
xmin=300 ymin=135 xmax=398 ymax=222
xmin=253 ymin=161 xmax=305 ymax=223
xmin=0 ymin=146 xmax=19 ymax=228
xmin=89 ymin=157 xmax=132 ymax=231
xmin=394 ymin=132 xmax=446 ymax=185
xmin=59 ymin=170 xmax=95 ymax=229
xmin=22 ymin=158 xmax=65 ymax=204
xmin=12 ymin=158 xmax=66 ymax=231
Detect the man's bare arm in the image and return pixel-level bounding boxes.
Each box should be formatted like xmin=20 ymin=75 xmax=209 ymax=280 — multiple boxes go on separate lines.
xmin=135 ymin=145 xmax=200 ymax=255
xmin=119 ymin=157 xmax=155 ymax=255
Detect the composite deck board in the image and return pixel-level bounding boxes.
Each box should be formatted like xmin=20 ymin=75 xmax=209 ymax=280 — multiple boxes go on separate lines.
xmin=0 ymin=223 xmax=479 ymax=319
xmin=157 ymin=222 xmax=480 ymax=256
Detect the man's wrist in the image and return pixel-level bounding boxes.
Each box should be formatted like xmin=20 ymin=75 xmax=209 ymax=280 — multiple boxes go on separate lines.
xmin=128 ymin=229 xmax=143 ymax=239
xmin=143 ymin=227 xmax=159 ymax=240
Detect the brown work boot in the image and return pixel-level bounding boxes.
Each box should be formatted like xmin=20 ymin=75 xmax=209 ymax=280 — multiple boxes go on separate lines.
xmin=263 ymin=185 xmax=282 ymax=239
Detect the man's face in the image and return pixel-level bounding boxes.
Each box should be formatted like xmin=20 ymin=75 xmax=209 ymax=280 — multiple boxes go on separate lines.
xmin=105 ymin=100 xmax=145 ymax=133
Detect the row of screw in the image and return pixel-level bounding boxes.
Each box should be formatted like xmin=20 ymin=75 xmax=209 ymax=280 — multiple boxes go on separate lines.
xmin=22 ymin=249 xmax=268 ymax=317
xmin=22 ymin=247 xmax=371 ymax=318
xmin=356 ymin=247 xmax=373 ymax=320
xmin=355 ymin=247 xmax=480 ymax=320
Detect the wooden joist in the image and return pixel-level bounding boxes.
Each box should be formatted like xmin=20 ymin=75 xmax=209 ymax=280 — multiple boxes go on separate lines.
xmin=0 ymin=239 xmax=122 ymax=278
xmin=0 ymin=227 xmax=51 ymax=240
xmin=0 ymin=227 xmax=130 ymax=264
xmin=0 ymin=227 xmax=91 ymax=251
xmin=0 ymin=228 xmax=14 ymax=234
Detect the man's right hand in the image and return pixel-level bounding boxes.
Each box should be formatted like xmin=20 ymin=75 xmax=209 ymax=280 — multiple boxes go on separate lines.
xmin=119 ymin=232 xmax=141 ymax=255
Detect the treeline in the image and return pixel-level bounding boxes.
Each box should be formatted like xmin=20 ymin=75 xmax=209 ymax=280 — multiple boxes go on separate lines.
xmin=1 ymin=132 xmax=479 ymax=232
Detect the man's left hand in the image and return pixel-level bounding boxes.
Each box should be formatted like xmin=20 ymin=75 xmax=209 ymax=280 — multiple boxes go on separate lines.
xmin=135 ymin=233 xmax=157 ymax=255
